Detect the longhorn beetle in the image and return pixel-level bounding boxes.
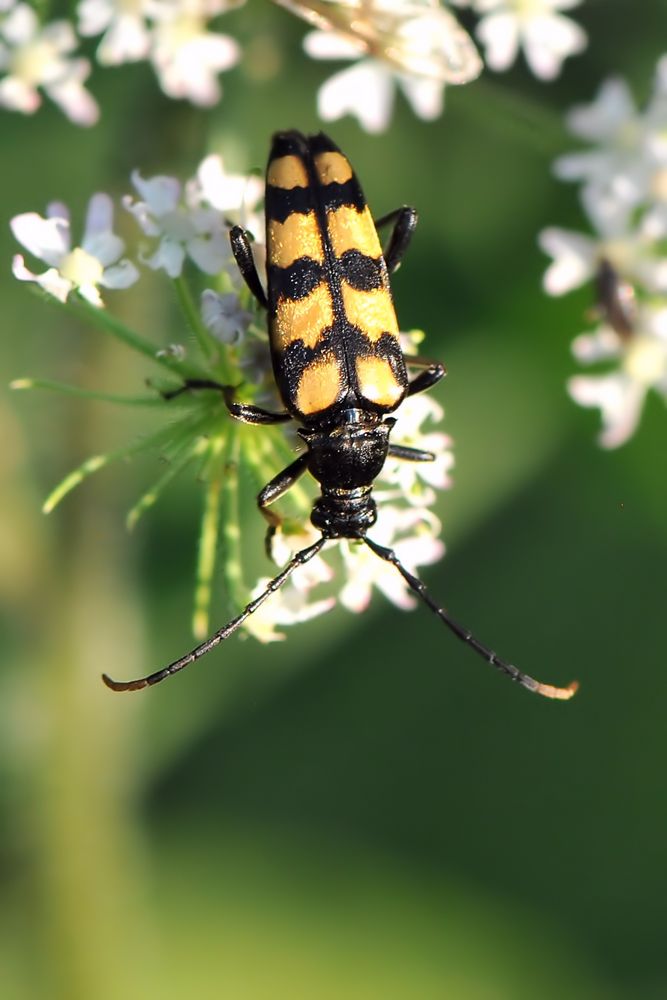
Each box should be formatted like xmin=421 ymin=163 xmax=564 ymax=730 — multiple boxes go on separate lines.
xmin=103 ymin=130 xmax=577 ymax=701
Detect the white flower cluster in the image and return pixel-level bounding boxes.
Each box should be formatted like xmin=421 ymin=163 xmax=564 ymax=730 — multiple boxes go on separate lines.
xmin=10 ymin=154 xmax=453 ymax=639
xmin=273 ymin=0 xmax=482 ymax=134
xmin=11 ymin=153 xmax=261 ymax=323
xmin=0 ymin=1 xmax=99 ymax=124
xmin=453 ymin=0 xmax=586 ymax=81
xmin=275 ymin=0 xmax=587 ymax=133
xmin=246 ymin=387 xmax=454 ymax=641
xmin=78 ymin=0 xmax=243 ymax=106
xmin=0 ymin=0 xmax=243 ymax=123
xmin=540 ymin=56 xmax=667 ymax=448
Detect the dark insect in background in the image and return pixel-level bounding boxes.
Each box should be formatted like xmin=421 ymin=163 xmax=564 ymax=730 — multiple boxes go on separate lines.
xmin=103 ymin=130 xmax=577 ymax=701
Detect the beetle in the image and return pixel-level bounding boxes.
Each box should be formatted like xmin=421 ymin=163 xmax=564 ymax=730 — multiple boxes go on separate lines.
xmin=103 ymin=130 xmax=576 ymax=701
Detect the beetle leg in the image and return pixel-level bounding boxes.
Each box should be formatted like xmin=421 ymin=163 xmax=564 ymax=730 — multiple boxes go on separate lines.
xmin=230 ymin=225 xmax=268 ymax=309
xmin=257 ymin=453 xmax=310 ymax=560
xmin=163 ymin=379 xmax=291 ymax=425
xmin=387 ymin=443 xmax=435 ymax=463
xmin=375 ymin=206 xmax=418 ymax=274
xmin=405 ymin=359 xmax=446 ymax=397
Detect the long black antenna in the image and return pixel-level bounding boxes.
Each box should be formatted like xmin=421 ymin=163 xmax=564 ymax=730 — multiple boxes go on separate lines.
xmin=363 ymin=536 xmax=578 ymax=701
xmin=102 ymin=538 xmax=327 ymax=692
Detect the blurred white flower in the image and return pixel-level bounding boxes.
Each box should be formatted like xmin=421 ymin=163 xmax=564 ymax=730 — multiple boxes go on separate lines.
xmin=340 ymin=505 xmax=445 ymax=612
xmin=305 ymin=32 xmax=445 ymax=133
xmin=539 ymin=216 xmax=667 ymax=299
xmin=0 ymin=2 xmax=98 ymax=124
xmin=276 ymin=0 xmax=481 ymax=132
xmin=245 ymin=527 xmax=335 ymax=641
xmin=149 ymin=0 xmax=241 ymax=106
xmin=123 ymin=167 xmax=232 ymax=277
xmin=455 ymin=0 xmax=586 ymax=80
xmin=77 ymin=0 xmax=154 ymax=65
xmin=567 ymin=305 xmax=667 ymax=449
xmin=555 ymin=59 xmax=667 ymax=225
xmin=11 ymin=194 xmax=139 ymax=306
xmin=190 ymin=153 xmax=264 ymax=239
xmin=201 ymin=289 xmax=254 ymax=343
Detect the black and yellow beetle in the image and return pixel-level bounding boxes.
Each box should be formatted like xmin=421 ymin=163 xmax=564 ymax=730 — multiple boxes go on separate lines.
xmin=103 ymin=130 xmax=576 ymax=701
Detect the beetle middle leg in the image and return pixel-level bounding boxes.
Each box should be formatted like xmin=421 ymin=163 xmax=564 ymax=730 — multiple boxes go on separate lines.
xmin=257 ymin=453 xmax=310 ymax=559
xmin=163 ymin=380 xmax=291 ymax=426
xmin=405 ymin=356 xmax=446 ymax=397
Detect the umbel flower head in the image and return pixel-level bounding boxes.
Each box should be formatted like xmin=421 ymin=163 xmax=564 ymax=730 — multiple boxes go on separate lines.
xmin=0 ymin=0 xmax=98 ymax=124
xmin=11 ymin=193 xmax=138 ymax=306
xmin=273 ymin=0 xmax=482 ymax=132
xmin=540 ymin=54 xmax=667 ymax=448
xmin=453 ymin=0 xmax=587 ymax=81
xmin=9 ymin=155 xmax=454 ymax=642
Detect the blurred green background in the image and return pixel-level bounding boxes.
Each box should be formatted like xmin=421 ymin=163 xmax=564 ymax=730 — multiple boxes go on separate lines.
xmin=3 ymin=2 xmax=667 ymax=998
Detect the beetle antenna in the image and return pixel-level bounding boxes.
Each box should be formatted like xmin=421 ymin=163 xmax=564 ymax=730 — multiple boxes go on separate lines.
xmin=363 ymin=536 xmax=578 ymax=701
xmin=102 ymin=538 xmax=327 ymax=692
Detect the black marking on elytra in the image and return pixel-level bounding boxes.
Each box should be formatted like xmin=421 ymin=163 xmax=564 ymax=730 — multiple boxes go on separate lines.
xmin=271 ymin=130 xmax=310 ymax=160
xmin=268 ymin=259 xmax=324 ymax=305
xmin=320 ymin=180 xmax=365 ymax=214
xmin=266 ymin=185 xmax=313 ymax=223
xmin=339 ymin=250 xmax=385 ymax=291
xmin=307 ymin=132 xmax=340 ymax=157
xmin=266 ymin=130 xmax=403 ymax=420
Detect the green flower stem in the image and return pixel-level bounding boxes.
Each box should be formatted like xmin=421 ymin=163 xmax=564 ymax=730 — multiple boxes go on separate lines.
xmin=219 ymin=426 xmax=246 ymax=612
xmin=192 ymin=435 xmax=226 ymax=639
xmin=43 ymin=412 xmax=211 ymax=514
xmin=126 ymin=437 xmax=207 ymax=531
xmin=66 ymin=293 xmax=207 ymax=380
xmin=10 ymin=377 xmax=166 ymax=407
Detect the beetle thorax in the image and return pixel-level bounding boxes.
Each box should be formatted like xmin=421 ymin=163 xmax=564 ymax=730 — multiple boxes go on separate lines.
xmin=299 ymin=411 xmax=393 ymax=538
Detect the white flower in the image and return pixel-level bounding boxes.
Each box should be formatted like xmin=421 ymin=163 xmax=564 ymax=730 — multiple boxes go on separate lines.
xmin=149 ymin=0 xmax=241 ymax=106
xmin=278 ymin=0 xmax=481 ymax=133
xmin=0 ymin=3 xmax=98 ymax=125
xmin=201 ymin=289 xmax=253 ymax=343
xmin=554 ymin=60 xmax=667 ymax=223
xmin=567 ymin=305 xmax=667 ymax=449
xmin=123 ymin=167 xmax=232 ymax=277
xmin=244 ymin=526 xmax=335 ymax=641
xmin=555 ymin=77 xmax=652 ymax=216
xmin=379 ymin=393 xmax=454 ymax=506
xmin=191 ymin=153 xmax=265 ymax=240
xmin=339 ymin=505 xmax=445 ymax=613
xmin=77 ymin=0 xmax=153 ymax=65
xmin=538 ymin=212 xmax=667 ymax=298
xmin=456 ymin=0 xmax=586 ymax=81
xmin=11 ymin=193 xmax=139 ymax=307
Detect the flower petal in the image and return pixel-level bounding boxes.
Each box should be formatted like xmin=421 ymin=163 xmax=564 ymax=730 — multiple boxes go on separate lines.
xmin=317 ymin=60 xmax=395 ymax=134
xmin=10 ymin=210 xmax=70 ymax=266
xmin=538 ymin=227 xmax=595 ymax=295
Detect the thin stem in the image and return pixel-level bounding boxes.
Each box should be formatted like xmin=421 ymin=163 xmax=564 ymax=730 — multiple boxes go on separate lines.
xmin=43 ymin=411 xmax=211 ymax=514
xmin=219 ymin=426 xmax=246 ymax=612
xmin=172 ymin=275 xmax=221 ymax=368
xmin=192 ymin=435 xmax=226 ymax=639
xmin=126 ymin=438 xmax=206 ymax=531
xmin=66 ymin=294 xmax=203 ymax=379
xmin=11 ymin=377 xmax=166 ymax=407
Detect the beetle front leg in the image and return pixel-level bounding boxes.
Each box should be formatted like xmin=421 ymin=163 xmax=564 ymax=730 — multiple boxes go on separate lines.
xmin=230 ymin=225 xmax=268 ymax=309
xmin=375 ymin=206 xmax=418 ymax=274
